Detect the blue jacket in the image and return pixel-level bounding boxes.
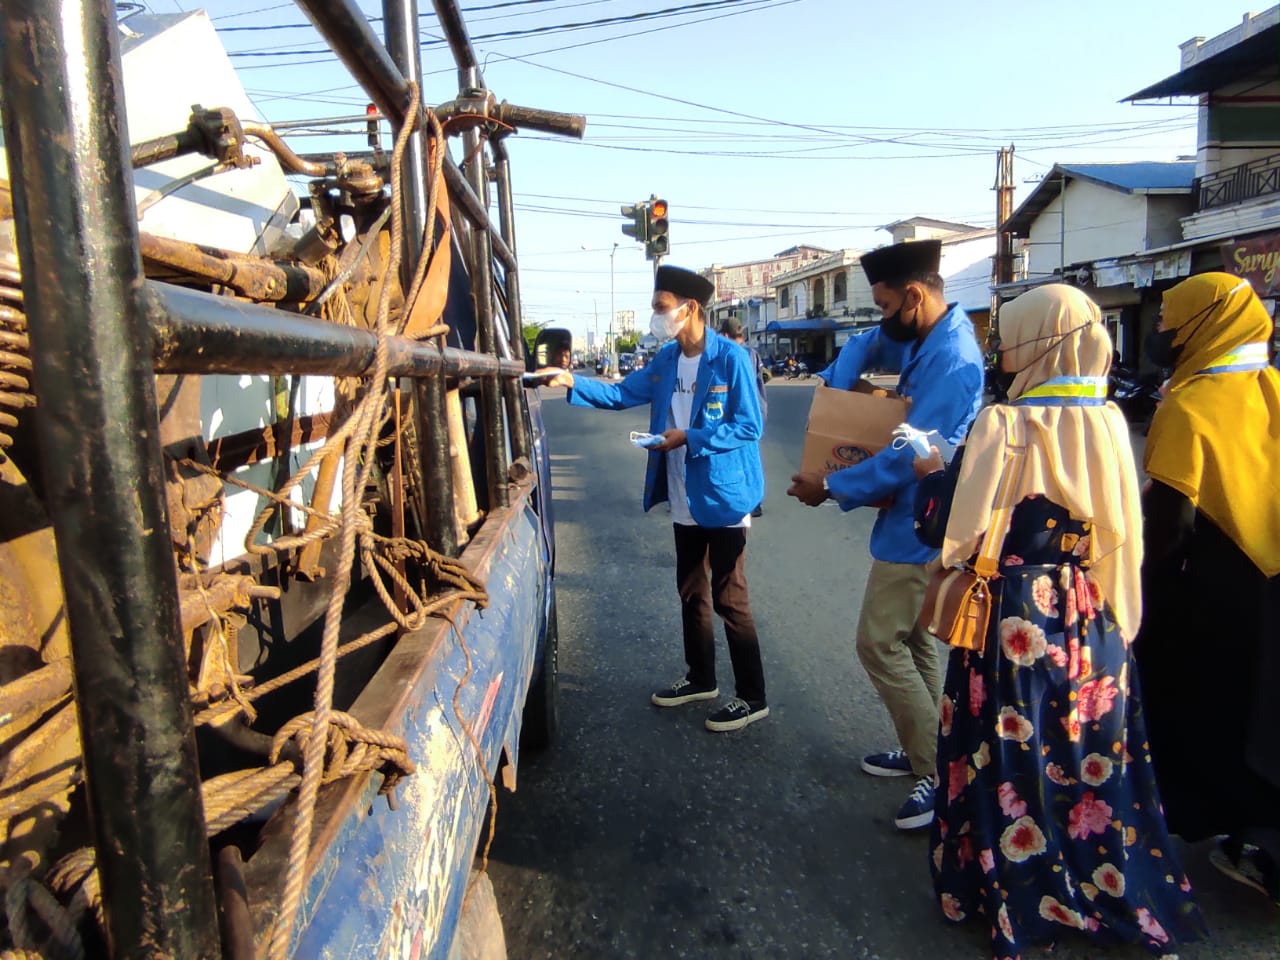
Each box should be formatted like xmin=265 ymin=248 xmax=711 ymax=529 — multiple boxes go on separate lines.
xmin=567 ymin=332 xmax=764 ymax=528
xmin=816 ymin=304 xmax=984 ymax=563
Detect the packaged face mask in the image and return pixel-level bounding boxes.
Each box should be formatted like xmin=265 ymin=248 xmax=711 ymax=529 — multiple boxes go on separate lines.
xmin=629 ymin=431 xmax=664 ymax=449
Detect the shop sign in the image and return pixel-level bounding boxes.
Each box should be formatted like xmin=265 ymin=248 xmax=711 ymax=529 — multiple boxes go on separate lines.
xmin=1221 ymin=233 xmax=1280 ymax=297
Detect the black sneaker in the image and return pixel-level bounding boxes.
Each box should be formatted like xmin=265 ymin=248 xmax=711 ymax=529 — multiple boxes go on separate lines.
xmin=651 ymin=677 xmax=719 ymax=707
xmin=1210 ymin=838 xmax=1280 ymax=905
xmin=705 ymin=698 xmax=769 ymax=732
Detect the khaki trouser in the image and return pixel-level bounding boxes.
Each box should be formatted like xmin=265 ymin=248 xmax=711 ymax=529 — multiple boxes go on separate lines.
xmin=854 ymin=559 xmax=943 ymax=777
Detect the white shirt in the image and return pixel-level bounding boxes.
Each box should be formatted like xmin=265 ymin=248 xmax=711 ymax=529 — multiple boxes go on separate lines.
xmin=665 ymin=351 xmax=749 ymax=528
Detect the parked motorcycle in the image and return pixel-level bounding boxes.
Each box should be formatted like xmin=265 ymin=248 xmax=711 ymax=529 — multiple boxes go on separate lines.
xmin=1108 ymin=364 xmax=1164 ymax=433
xmin=772 ymin=357 xmax=810 ymax=380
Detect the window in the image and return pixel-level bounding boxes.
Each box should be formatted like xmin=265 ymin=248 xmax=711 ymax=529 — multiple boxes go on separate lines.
xmin=833 ymin=271 xmax=847 ymax=302
xmin=813 ymin=278 xmax=825 ymax=313
xmin=779 ymin=287 xmax=790 ymax=309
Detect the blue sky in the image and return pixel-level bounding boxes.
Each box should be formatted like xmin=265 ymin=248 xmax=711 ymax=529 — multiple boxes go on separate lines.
xmin=172 ymin=0 xmax=1241 ymax=343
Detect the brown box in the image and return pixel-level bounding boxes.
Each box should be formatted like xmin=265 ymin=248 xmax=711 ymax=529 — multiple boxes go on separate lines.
xmin=799 ymin=382 xmax=910 ymax=477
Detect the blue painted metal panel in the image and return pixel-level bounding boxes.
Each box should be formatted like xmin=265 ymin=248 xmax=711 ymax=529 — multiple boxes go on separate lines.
xmin=290 ymin=502 xmax=546 ymax=959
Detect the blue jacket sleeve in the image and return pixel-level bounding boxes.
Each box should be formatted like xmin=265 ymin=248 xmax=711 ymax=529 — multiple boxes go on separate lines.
xmin=825 ymin=347 xmax=981 ymax=510
xmin=566 ymin=368 xmax=654 ymax=410
xmin=817 ymin=329 xmax=906 ymax=388
xmin=686 ymin=351 xmax=762 ymax=457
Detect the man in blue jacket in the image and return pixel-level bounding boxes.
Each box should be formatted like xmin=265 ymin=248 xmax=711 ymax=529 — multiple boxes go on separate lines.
xmin=543 ymin=266 xmax=769 ymax=732
xmin=787 ymin=240 xmax=983 ymax=829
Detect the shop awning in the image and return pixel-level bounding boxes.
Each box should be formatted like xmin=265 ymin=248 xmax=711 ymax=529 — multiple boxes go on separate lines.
xmin=765 ymin=318 xmax=855 ymax=333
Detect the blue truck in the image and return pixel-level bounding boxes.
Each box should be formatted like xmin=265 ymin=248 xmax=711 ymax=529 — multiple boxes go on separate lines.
xmin=0 ymin=3 xmax=580 ymax=957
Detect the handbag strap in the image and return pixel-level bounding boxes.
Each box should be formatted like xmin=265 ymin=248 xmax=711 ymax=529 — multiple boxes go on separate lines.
xmin=972 ymin=411 xmax=1027 ymax=580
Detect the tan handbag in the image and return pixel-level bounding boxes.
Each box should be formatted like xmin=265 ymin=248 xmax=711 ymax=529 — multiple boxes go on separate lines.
xmin=919 ymin=416 xmax=1026 ymax=654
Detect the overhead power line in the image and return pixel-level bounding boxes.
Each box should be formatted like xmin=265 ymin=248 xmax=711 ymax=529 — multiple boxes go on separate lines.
xmin=231 ymin=0 xmax=797 ymax=71
xmin=226 ymin=0 xmax=768 ymax=53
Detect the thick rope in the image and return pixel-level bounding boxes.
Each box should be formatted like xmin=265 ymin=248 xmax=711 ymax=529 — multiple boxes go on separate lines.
xmin=193 ymin=622 xmax=397 ymax=728
xmin=202 ymin=764 xmax=300 ymax=837
xmin=266 ymin=80 xmax=422 ymax=960
xmin=2 ymin=855 xmax=83 ymax=960
xmin=269 ymin=711 xmax=414 ymax=796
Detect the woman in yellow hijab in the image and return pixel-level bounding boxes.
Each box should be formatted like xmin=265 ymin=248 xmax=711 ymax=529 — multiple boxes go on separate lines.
xmin=1136 ymin=272 xmax=1280 ymax=905
xmin=912 ymin=284 xmax=1204 ymax=958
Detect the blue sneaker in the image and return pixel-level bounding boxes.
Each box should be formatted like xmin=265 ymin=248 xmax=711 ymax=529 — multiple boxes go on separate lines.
xmin=894 ymin=776 xmax=936 ymax=831
xmin=861 ymin=749 xmax=913 ymax=778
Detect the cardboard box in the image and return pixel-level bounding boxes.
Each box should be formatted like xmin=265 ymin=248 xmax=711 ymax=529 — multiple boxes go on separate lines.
xmin=800 ymin=382 xmax=910 ymax=477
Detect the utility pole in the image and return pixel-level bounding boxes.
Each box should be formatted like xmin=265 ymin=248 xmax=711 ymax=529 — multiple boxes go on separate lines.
xmin=992 ymin=144 xmax=1016 ymax=343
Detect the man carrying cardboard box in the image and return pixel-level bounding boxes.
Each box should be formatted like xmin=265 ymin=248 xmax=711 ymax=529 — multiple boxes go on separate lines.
xmin=787 ymin=239 xmax=983 ymax=830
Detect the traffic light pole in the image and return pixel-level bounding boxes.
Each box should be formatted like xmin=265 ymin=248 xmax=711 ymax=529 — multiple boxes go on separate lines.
xmin=610 ymin=242 xmax=620 ymax=380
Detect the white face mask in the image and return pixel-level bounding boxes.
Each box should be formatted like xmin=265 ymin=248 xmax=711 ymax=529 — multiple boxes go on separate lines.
xmin=649 ymin=303 xmax=687 ymax=340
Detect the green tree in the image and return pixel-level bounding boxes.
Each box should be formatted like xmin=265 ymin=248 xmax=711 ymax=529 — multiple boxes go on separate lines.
xmin=615 ymin=335 xmax=639 ymax=354
xmin=522 ymin=320 xmax=547 ymax=355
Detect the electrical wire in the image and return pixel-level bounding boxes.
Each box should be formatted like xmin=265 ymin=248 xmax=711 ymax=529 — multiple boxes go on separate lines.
xmin=225 ymin=0 xmax=774 ymax=54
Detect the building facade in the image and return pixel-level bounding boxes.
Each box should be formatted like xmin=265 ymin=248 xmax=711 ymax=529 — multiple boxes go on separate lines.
xmin=993 ymin=7 xmax=1280 ymax=367
xmin=701 ymin=245 xmax=830 ymax=334
xmin=766 ymin=222 xmax=997 ymax=366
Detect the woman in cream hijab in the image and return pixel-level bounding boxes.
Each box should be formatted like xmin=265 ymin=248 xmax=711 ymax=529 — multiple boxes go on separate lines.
xmin=912 ymin=284 xmax=1204 ymax=958
xmin=1136 ymin=272 xmax=1280 ymax=904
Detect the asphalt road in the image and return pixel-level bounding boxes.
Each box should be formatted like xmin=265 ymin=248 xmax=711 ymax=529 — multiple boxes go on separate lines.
xmin=486 ymin=377 xmax=1277 ymax=960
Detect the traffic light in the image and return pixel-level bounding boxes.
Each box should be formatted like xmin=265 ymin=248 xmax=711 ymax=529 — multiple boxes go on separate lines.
xmin=646 ymin=197 xmax=669 ymax=260
xmin=620 ymin=201 xmax=648 ymax=244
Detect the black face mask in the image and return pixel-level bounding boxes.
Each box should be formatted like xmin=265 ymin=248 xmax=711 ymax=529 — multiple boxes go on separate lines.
xmin=880 ymin=299 xmax=918 ymax=343
xmin=1144 ymin=328 xmax=1181 ymax=369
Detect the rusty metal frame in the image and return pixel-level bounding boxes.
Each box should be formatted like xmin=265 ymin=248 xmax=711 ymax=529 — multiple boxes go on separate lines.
xmin=0 ymin=0 xmax=584 ymax=955
xmin=0 ymin=2 xmax=222 ymax=956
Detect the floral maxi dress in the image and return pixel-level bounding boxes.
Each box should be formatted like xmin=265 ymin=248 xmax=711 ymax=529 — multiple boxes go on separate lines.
xmin=929 ymin=495 xmax=1205 ymax=959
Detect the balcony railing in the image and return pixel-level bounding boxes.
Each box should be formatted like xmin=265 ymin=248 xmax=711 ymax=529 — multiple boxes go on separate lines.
xmin=1196 ymin=153 xmax=1280 ymax=211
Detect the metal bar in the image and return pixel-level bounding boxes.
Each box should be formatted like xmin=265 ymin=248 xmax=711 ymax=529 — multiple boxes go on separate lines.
xmin=491 ymin=140 xmax=524 ymax=360
xmin=461 ymin=125 xmax=510 ymax=509
xmin=140 ymin=232 xmax=328 ymax=302
xmin=435 ymin=99 xmax=587 ymax=140
xmin=429 ymin=0 xmax=480 ymax=83
xmin=492 ymin=101 xmax=587 ymax=139
xmin=384 ymin=0 xmax=429 ymax=258
xmin=294 ymin=0 xmax=411 ymax=124
xmin=414 ymin=377 xmax=459 ymax=556
xmin=149 ymin=282 xmax=524 ymax=378
xmin=492 ymin=139 xmax=531 ymax=465
xmin=131 ymin=128 xmax=201 ymax=168
xmin=0 ymin=3 xmax=221 ymax=957
xmin=384 ymin=0 xmax=460 ymax=559
xmin=443 ymin=161 xmax=517 ymax=270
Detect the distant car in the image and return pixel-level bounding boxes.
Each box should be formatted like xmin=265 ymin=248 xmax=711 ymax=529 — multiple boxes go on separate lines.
xmin=617 ymin=353 xmax=636 ymax=375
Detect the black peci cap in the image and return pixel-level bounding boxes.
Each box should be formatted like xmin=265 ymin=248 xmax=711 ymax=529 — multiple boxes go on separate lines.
xmin=655 ymin=265 xmax=715 ymax=304
xmin=859 ymin=239 xmax=942 ymax=287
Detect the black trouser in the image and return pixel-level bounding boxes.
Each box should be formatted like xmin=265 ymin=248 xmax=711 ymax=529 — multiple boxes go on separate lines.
xmin=673 ymin=524 xmax=766 ymax=705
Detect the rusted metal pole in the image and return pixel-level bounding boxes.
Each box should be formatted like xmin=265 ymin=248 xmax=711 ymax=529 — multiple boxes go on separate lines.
xmin=0 ymin=2 xmax=221 ymax=957
xmin=491 ymin=138 xmax=532 ymax=466
xmin=385 ymin=0 xmax=460 ymax=557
